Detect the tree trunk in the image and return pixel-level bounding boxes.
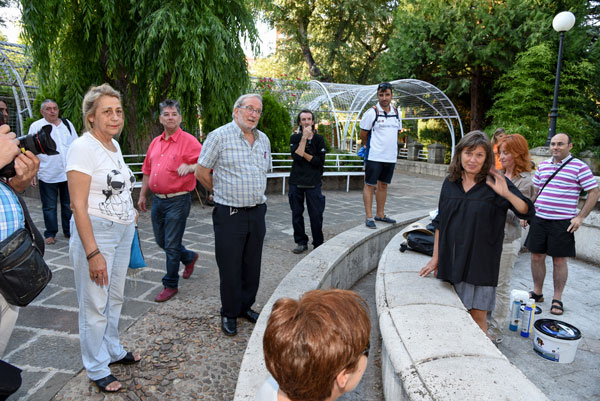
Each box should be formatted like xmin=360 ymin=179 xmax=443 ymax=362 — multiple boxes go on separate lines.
xmin=470 ymin=66 xmax=484 ymax=131
xmin=297 ymin=22 xmax=330 ymax=82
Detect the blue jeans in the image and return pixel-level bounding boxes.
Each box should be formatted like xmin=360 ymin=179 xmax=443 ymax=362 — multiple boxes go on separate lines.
xmin=288 ymin=184 xmax=325 ymax=247
xmin=151 ymin=194 xmax=196 ymax=289
xmin=70 ymin=216 xmax=135 ymax=380
xmin=39 ymin=180 xmax=72 ymax=238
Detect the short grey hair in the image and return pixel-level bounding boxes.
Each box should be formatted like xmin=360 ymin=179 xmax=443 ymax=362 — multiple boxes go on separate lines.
xmin=232 ymin=93 xmax=262 ymax=119
xmin=82 ymin=83 xmax=122 ymax=133
xmin=41 ymin=99 xmax=58 ymax=111
xmin=159 ymin=99 xmax=181 ymax=115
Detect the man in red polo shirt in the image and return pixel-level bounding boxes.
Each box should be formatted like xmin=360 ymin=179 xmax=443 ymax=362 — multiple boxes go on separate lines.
xmin=138 ymin=99 xmax=202 ymax=302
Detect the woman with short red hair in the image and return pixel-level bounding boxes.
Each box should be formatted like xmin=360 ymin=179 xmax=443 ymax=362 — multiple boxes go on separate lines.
xmin=255 ymin=289 xmax=371 ymax=401
xmin=488 ymin=133 xmax=535 ymax=343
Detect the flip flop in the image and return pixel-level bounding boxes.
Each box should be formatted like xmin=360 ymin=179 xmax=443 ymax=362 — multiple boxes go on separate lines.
xmin=550 ymin=299 xmax=564 ymax=315
xmin=94 ymin=374 xmax=121 ymax=392
xmin=109 ymin=351 xmax=140 ymax=365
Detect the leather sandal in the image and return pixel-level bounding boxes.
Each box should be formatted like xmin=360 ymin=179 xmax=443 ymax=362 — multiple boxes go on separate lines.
xmin=550 ymin=299 xmax=564 ymax=315
xmin=528 ymin=291 xmax=544 ymax=303
xmin=109 ymin=351 xmax=140 ymax=365
xmin=94 ymin=374 xmax=121 ymax=392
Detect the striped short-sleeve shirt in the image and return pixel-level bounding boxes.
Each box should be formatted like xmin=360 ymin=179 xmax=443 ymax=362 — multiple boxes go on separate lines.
xmin=0 ymin=180 xmax=24 ymax=241
xmin=533 ymin=155 xmax=598 ymax=220
xmin=198 ymin=121 xmax=272 ymax=207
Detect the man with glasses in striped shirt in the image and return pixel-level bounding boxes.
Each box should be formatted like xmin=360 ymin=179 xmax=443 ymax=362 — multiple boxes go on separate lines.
xmin=196 ymin=94 xmax=271 ymax=336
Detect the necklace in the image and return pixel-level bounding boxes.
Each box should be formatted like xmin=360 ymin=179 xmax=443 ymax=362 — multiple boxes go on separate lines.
xmin=88 ymin=132 xmax=122 ymax=169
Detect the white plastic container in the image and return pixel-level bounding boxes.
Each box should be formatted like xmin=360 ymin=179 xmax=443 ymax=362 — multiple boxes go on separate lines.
xmin=533 ymin=319 xmax=582 ymax=363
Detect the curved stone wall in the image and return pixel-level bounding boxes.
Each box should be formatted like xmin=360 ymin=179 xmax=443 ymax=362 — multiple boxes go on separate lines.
xmin=376 ymin=231 xmax=549 ymax=401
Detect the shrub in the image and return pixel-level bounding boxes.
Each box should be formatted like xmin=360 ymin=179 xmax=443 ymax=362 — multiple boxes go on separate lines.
xmin=257 ymin=92 xmax=292 ymax=153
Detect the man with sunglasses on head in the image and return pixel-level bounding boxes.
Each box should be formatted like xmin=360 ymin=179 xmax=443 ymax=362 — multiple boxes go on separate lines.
xmin=196 ymin=94 xmax=271 ymax=336
xmin=359 ymin=82 xmax=402 ymax=229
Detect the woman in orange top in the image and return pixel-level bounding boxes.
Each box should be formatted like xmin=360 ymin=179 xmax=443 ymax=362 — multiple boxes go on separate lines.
xmin=491 ymin=127 xmax=506 ymax=170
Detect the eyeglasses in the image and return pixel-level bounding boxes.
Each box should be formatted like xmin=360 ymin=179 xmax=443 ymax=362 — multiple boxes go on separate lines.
xmin=362 ymin=342 xmax=370 ymax=357
xmin=239 ymin=105 xmax=262 ymax=115
xmin=377 ymin=83 xmax=392 ymax=91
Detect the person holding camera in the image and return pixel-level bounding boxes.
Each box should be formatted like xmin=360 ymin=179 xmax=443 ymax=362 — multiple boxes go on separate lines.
xmin=288 ymin=109 xmax=327 ymax=254
xmin=29 ymin=100 xmax=78 ymax=245
xmin=67 ymin=84 xmax=139 ymax=392
xmin=0 ymin=122 xmax=40 ymax=357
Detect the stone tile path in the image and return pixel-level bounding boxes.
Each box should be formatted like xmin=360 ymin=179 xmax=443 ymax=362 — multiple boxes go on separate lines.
xmin=3 ymin=170 xmax=598 ymax=401
xmin=3 ymin=172 xmax=442 ymax=400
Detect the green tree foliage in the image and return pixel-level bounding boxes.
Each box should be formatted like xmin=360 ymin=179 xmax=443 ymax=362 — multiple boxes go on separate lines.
xmin=20 ymin=0 xmax=257 ymax=152
xmin=250 ymin=53 xmax=309 ymax=81
xmin=488 ymin=43 xmax=598 ymax=153
xmin=261 ymin=0 xmax=396 ymax=84
xmin=382 ymin=0 xmax=559 ymax=130
xmin=256 ymin=91 xmax=292 ymax=153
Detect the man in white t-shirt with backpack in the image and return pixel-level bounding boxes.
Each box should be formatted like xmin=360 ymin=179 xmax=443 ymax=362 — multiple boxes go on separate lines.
xmin=359 ymin=82 xmax=402 ymax=229
xmin=29 ymin=99 xmax=78 ymax=244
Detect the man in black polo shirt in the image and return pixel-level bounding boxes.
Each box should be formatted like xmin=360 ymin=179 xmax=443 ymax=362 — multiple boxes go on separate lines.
xmin=288 ymin=110 xmax=327 ymax=254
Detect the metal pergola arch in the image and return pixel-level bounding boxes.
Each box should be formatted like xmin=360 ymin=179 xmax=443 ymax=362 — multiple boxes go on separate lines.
xmin=0 ymin=41 xmax=37 ymax=136
xmin=251 ymin=77 xmax=465 ymax=158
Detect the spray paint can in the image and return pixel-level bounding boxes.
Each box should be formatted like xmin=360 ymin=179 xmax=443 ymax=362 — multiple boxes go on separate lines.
xmin=509 ymin=297 xmax=521 ymax=331
xmin=520 ymin=298 xmax=535 ymax=338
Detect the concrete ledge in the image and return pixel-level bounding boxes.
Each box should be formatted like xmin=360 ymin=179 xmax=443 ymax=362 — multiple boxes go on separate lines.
xmin=394 ymin=159 xmax=449 ymax=178
xmin=376 ymin=232 xmax=549 ymax=401
xmin=233 ymin=209 xmax=428 ymax=401
xmin=575 ymin=210 xmax=600 ymax=264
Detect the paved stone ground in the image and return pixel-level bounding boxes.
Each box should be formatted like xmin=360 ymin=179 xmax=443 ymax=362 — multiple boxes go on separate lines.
xmin=3 ymin=170 xmax=599 ymax=400
xmin=3 ymin=172 xmax=442 ymax=401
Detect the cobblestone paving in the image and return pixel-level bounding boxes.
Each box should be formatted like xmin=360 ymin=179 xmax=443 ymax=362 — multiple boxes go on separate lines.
xmin=3 ymin=172 xmax=442 ymax=401
xmin=5 ymin=170 xmax=598 ymax=401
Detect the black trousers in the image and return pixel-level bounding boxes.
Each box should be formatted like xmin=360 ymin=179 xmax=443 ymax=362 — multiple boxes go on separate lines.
xmin=288 ymin=184 xmax=325 ymax=247
xmin=213 ymin=203 xmax=266 ymax=318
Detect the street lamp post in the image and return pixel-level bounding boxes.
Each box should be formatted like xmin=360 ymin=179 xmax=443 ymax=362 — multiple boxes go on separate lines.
xmin=546 ymin=11 xmax=576 ymax=146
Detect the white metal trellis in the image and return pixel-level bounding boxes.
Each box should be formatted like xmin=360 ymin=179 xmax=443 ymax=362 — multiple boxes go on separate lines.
xmin=0 ymin=41 xmax=37 ymax=136
xmin=251 ymin=77 xmax=465 ymax=158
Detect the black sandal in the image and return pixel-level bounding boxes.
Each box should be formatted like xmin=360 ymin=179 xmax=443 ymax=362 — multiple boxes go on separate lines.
xmin=94 ymin=374 xmax=121 ymax=392
xmin=109 ymin=351 xmax=140 ymax=365
xmin=550 ymin=299 xmax=564 ymax=315
xmin=528 ymin=291 xmax=544 ymax=303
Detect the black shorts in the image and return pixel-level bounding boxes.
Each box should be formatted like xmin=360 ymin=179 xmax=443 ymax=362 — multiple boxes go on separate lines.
xmin=364 ymin=160 xmax=395 ymax=186
xmin=525 ymin=216 xmax=576 ymax=257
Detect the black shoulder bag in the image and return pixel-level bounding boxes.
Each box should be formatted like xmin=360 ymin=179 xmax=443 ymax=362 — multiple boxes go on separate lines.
xmin=532 ymin=156 xmax=573 ymax=203
xmin=0 ymin=184 xmax=52 ymax=307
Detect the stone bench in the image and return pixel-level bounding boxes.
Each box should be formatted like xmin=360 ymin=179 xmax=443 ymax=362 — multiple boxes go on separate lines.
xmin=376 ymin=230 xmax=549 ymax=401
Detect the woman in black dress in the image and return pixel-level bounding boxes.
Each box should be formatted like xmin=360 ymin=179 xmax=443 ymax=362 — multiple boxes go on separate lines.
xmin=419 ymin=131 xmax=533 ymax=336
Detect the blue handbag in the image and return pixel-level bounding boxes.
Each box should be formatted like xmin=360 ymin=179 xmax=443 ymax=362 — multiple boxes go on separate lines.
xmin=129 ymin=227 xmax=146 ymax=269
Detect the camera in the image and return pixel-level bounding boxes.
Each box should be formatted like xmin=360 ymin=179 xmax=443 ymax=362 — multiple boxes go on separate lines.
xmin=0 ymin=123 xmax=59 ymax=178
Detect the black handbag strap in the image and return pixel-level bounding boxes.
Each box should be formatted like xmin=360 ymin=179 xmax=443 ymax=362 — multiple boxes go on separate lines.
xmin=3 ymin=181 xmax=45 ymax=255
xmin=534 ymin=156 xmax=573 ymax=203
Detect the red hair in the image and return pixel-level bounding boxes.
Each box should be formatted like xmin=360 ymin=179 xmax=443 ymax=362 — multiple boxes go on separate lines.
xmin=263 ymin=289 xmax=370 ymax=401
xmin=498 ymin=134 xmax=532 ymax=175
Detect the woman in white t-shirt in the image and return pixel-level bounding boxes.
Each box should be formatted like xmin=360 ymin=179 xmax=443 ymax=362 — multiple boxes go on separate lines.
xmin=67 ymin=84 xmax=139 ymax=392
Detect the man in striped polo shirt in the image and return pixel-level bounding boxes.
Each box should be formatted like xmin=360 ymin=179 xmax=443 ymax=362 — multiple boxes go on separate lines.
xmin=525 ymin=133 xmax=599 ymax=315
